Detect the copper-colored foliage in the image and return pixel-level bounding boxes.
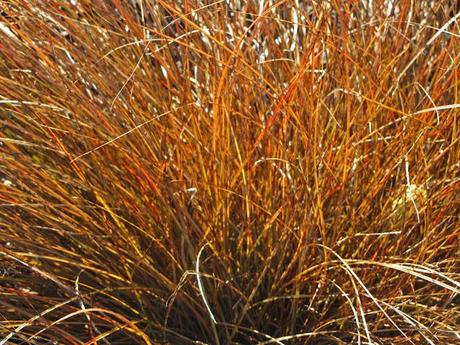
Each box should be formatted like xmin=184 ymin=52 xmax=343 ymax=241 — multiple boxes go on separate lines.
xmin=0 ymin=1 xmax=459 ymax=344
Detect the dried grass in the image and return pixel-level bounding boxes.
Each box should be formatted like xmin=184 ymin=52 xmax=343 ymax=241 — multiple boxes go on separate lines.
xmin=0 ymin=0 xmax=459 ymax=344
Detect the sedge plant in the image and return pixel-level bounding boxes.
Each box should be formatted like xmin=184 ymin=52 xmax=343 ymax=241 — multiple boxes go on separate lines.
xmin=0 ymin=0 xmax=459 ymax=344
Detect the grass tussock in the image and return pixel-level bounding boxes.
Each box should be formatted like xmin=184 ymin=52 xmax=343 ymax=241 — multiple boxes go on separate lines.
xmin=0 ymin=0 xmax=459 ymax=344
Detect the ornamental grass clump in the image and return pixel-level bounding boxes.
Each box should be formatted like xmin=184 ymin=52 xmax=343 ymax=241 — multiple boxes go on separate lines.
xmin=0 ymin=1 xmax=459 ymax=344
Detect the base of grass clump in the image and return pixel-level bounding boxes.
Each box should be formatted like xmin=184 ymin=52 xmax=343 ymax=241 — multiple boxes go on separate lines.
xmin=0 ymin=1 xmax=459 ymax=344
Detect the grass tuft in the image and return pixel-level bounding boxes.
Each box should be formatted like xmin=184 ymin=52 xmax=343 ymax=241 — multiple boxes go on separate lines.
xmin=0 ymin=1 xmax=459 ymax=344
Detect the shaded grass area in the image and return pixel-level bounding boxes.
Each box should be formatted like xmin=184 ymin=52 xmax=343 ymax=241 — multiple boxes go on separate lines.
xmin=0 ymin=0 xmax=459 ymax=344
